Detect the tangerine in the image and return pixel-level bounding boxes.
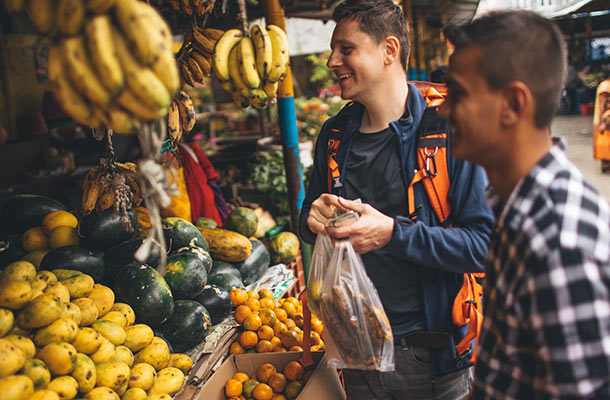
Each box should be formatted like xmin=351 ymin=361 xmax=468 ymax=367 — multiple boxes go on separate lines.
xmin=292 ymin=314 xmax=304 ymax=329
xmin=272 ymin=395 xmax=287 ymax=400
xmin=247 ymin=290 xmax=260 ymax=300
xmin=259 ymin=298 xmax=275 ymax=310
xmin=252 ymin=383 xmax=273 ymax=400
xmin=284 ymin=381 xmax=303 ymax=399
xmin=309 ymin=345 xmax=322 ymax=351
xmin=243 ymin=314 xmax=262 ymax=331
xmin=257 ymin=325 xmax=274 ymax=341
xmin=238 ymin=331 xmax=259 ymax=349
xmin=258 ymin=308 xmax=277 ymax=327
xmin=273 ymin=345 xmax=287 ymax=352
xmin=235 ymin=305 xmax=252 ymax=324
xmin=225 ymin=378 xmax=243 ymax=397
xmin=229 ymin=341 xmax=246 ymax=355
xmin=270 ymin=336 xmax=282 ymax=348
xmin=283 ymin=361 xmax=304 ymax=381
xmin=311 ymin=318 xmax=323 ymax=335
xmin=285 ymin=297 xmax=299 ymax=307
xmin=267 ymin=372 xmax=287 ymax=393
xmin=258 ymin=288 xmax=274 ymax=299
xmin=245 ymin=297 xmax=261 ymax=312
xmin=243 ymin=379 xmax=260 ymax=399
xmin=288 ymin=345 xmax=303 ymax=352
xmin=280 ymin=330 xmax=300 ymax=348
xmin=230 ymin=288 xmax=249 ymax=307
xmin=284 ymin=318 xmax=296 ymax=330
xmin=281 ymin=302 xmax=296 ymax=317
xmin=273 ymin=321 xmax=288 ymax=337
xmin=309 ymin=331 xmax=321 ymax=346
xmin=256 ymin=363 xmax=277 ymax=383
xmin=274 ymin=308 xmax=288 ymax=322
xmin=233 ymin=372 xmax=250 ymax=382
xmin=256 ymin=340 xmax=274 ymax=353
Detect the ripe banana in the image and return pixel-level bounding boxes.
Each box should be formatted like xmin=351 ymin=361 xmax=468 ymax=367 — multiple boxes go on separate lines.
xmin=104 ymin=106 xmax=139 ymax=133
xmin=112 ymin=28 xmax=171 ymax=110
xmin=250 ymin=24 xmax=272 ymax=80
xmin=186 ymin=56 xmax=204 ymax=84
xmin=117 ymin=89 xmax=167 ymax=121
xmin=56 ymin=0 xmax=86 ymax=36
xmin=189 ymin=50 xmax=211 ymax=77
xmin=86 ymin=0 xmax=115 ymax=13
xmin=96 ymin=184 xmax=116 ymax=211
xmin=25 ymin=0 xmax=56 ymax=35
xmin=47 ymin=45 xmax=92 ymax=125
xmin=180 ymin=60 xmax=196 ymax=87
xmin=192 ymin=25 xmax=216 ymax=54
xmin=4 ymin=0 xmax=25 ymax=12
xmin=267 ymin=25 xmax=290 ymax=83
xmin=152 ymin=50 xmax=180 ymax=98
xmin=82 ymin=167 xmax=103 ymax=214
xmin=237 ymin=37 xmax=261 ymax=89
xmin=228 ymin=45 xmax=250 ymax=98
xmin=167 ymin=101 xmax=182 ymax=141
xmin=249 ymin=88 xmax=268 ymax=109
xmin=220 ymin=79 xmax=234 ymax=93
xmin=231 ymin=91 xmax=250 ymax=108
xmin=262 ymin=80 xmax=279 ymax=99
xmin=203 ymin=28 xmax=224 ymax=41
xmin=85 ymin=15 xmax=124 ymax=95
xmin=212 ymin=29 xmax=243 ymax=82
xmin=60 ymin=36 xmax=111 ymax=106
xmin=176 ymin=90 xmax=196 ymax=132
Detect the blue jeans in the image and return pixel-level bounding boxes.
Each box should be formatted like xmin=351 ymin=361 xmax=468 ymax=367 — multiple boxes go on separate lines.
xmin=343 ymin=344 xmax=473 ymax=400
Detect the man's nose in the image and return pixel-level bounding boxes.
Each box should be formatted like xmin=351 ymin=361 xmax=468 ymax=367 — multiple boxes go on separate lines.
xmin=327 ymin=51 xmax=340 ymax=69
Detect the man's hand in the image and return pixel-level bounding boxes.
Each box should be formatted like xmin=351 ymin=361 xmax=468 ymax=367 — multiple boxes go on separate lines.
xmin=307 ymin=193 xmax=344 ymax=234
xmin=326 ymin=197 xmax=394 ymax=254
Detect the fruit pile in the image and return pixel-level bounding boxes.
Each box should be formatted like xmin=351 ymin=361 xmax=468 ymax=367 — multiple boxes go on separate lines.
xmin=0 ymin=263 xmax=193 ymax=400
xmin=228 ymin=288 xmax=325 ymax=355
xmin=224 ymin=360 xmax=308 ymax=400
xmin=212 ymin=24 xmax=290 ymax=109
xmin=21 ymin=211 xmax=80 ymax=254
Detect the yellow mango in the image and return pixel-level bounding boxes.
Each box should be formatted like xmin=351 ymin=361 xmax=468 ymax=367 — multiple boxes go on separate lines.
xmin=148 ymin=367 xmax=184 ymax=395
xmin=43 ymin=282 xmax=70 ymax=304
xmin=99 ymin=311 xmax=127 ymax=328
xmin=0 ymin=280 xmax=32 ymax=310
xmin=122 ymin=324 xmax=153 ymax=353
xmin=89 ymin=338 xmax=115 ymax=364
xmin=87 ymin=284 xmax=114 ymax=317
xmin=18 ymin=358 xmax=50 ymax=390
xmin=115 ymin=381 xmax=128 ymax=396
xmin=72 ymin=327 xmax=103 ymax=354
xmin=21 ymin=249 xmax=50 ymax=270
xmin=30 ymin=279 xmax=47 ymax=292
xmin=60 ymin=302 xmax=82 ymax=325
xmin=28 ymin=389 xmax=60 ymax=400
xmin=1 ymin=261 xmax=36 ymax=282
xmin=120 ymin=387 xmax=146 ymax=400
xmin=0 ymin=308 xmax=14 ymax=337
xmin=168 ymin=353 xmax=193 ymax=375
xmin=46 ymin=375 xmax=78 ymax=400
xmin=92 ymin=320 xmax=125 ymax=346
xmin=42 ymin=211 xmax=78 ymax=235
xmin=95 ymin=361 xmax=130 ymax=393
xmin=127 ymin=362 xmax=155 ymax=390
xmin=133 ymin=342 xmax=169 ymax=371
xmin=0 ymin=338 xmax=26 ymax=377
xmin=34 ymin=318 xmax=79 ymax=347
xmin=22 ymin=227 xmax=48 ymax=252
xmin=4 ymin=334 xmax=36 ymax=359
xmin=17 ymin=293 xmax=62 ymax=329
xmin=71 ymin=353 xmax=96 ymax=393
xmin=0 ymin=374 xmax=33 ymax=400
xmin=37 ymin=342 xmax=77 ymax=376
xmin=109 ymin=303 xmax=135 ymax=327
xmin=113 ymin=346 xmax=134 ymax=367
xmin=61 ymin=275 xmax=94 ymax=300
xmin=71 ymin=298 xmax=98 ymax=327
xmin=33 ymin=271 xmax=57 ymax=285
xmin=85 ymin=387 xmax=119 ymax=400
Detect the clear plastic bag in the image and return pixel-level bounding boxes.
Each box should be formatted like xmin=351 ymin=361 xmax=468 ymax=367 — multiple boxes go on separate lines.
xmin=306 ymin=233 xmax=333 ymax=318
xmin=319 ymin=240 xmax=395 ymax=371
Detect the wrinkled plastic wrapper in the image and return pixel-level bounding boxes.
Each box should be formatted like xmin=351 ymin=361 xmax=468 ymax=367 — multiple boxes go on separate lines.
xmin=307 ymin=233 xmax=333 ymax=318
xmin=320 ymin=240 xmax=395 ymax=371
xmin=246 ymin=263 xmax=297 ymax=300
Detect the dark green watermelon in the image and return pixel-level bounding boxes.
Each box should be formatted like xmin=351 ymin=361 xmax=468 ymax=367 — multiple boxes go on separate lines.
xmin=103 ymin=238 xmax=162 ymax=284
xmin=0 ymin=194 xmax=67 ymax=234
xmin=234 ymin=240 xmax=270 ymax=286
xmin=209 ymin=260 xmax=242 ymax=281
xmin=113 ymin=263 xmax=174 ymax=328
xmin=194 ymin=285 xmax=232 ymax=325
xmin=164 ymin=252 xmax=208 ymax=300
xmin=171 ymin=246 xmax=212 ymax=274
xmin=0 ymin=233 xmax=26 ymax=269
xmin=40 ymin=245 xmax=105 ymax=282
xmin=79 ymin=207 xmax=138 ymax=250
xmin=158 ymin=300 xmax=211 ymax=352
xmin=162 ymin=218 xmax=208 ymax=252
xmin=208 ymin=273 xmax=244 ymax=292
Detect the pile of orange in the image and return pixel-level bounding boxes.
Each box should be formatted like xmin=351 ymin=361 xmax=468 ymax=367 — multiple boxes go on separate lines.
xmin=224 ymin=360 xmax=310 ymax=400
xmin=228 ymin=288 xmax=325 ymax=355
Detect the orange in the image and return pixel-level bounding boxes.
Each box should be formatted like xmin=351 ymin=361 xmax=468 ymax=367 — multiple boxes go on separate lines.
xmin=318 ymin=339 xmax=325 ymax=350
xmin=274 ymin=308 xmax=288 ymax=322
xmin=233 ymin=372 xmax=250 ymax=383
xmin=280 ymin=330 xmax=300 ymax=349
xmin=288 ymin=345 xmax=303 ymax=352
xmin=284 ymin=318 xmax=296 ymax=330
xmin=273 ymin=345 xmax=287 ymax=352
xmin=243 ymin=379 xmax=260 ymax=399
xmin=256 ymin=340 xmax=274 ymax=353
xmin=267 ymin=372 xmax=287 ymax=393
xmin=256 ymin=363 xmax=277 ymax=383
xmin=270 ymin=336 xmax=281 ymax=348
xmin=257 ymin=325 xmax=274 ymax=341
xmin=309 ymin=331 xmax=321 ymax=346
xmin=225 ymin=378 xmax=243 ymax=397
xmin=252 ymin=383 xmax=273 ymax=400
xmin=231 ymin=288 xmax=249 ymax=307
xmin=22 ymin=226 xmax=48 ymax=252
xmin=247 ymin=290 xmax=260 ymax=300
xmin=272 ymin=395 xmax=287 ymax=400
xmin=259 ymin=297 xmax=275 ymax=310
xmin=235 ymin=305 xmax=252 ymax=324
xmin=48 ymin=225 xmax=80 ymax=248
xmin=258 ymin=288 xmax=274 ymax=299
xmin=238 ymin=331 xmax=259 ymax=349
xmin=245 ymin=298 xmax=261 ymax=312
xmin=311 ymin=318 xmax=323 ymax=335
xmin=285 ymin=297 xmax=299 ymax=306
xmin=292 ymin=314 xmax=304 ymax=329
xmin=283 ymin=361 xmax=304 ymax=381
xmin=243 ymin=314 xmax=262 ymax=331
xmin=42 ymin=210 xmax=78 ymax=235
xmin=258 ymin=308 xmax=277 ymax=327
xmin=230 ymin=341 xmax=246 ymax=355
xmin=284 ymin=381 xmax=303 ymax=399
xmin=310 ymin=345 xmax=322 ymax=351
xmin=273 ymin=321 xmax=288 ymax=337
xmin=281 ymin=302 xmax=296 ymax=318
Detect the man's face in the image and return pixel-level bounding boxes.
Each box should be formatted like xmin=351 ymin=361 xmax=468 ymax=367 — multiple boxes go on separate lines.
xmin=439 ymin=45 xmax=504 ymax=166
xmin=327 ymin=18 xmax=386 ymax=102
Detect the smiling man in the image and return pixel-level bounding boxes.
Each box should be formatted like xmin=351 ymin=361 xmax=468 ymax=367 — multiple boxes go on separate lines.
xmin=440 ymin=10 xmax=610 ymax=399
xmin=298 ymin=1 xmax=494 ymax=399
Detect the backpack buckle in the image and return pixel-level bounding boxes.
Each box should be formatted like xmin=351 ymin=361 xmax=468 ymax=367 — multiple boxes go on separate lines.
xmin=425 ymin=147 xmax=438 ymax=177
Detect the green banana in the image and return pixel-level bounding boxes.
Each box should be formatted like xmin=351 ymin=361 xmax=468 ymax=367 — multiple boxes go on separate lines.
xmin=237 ymin=37 xmax=261 ymax=89
xmin=212 ymin=29 xmax=243 ymax=82
xmin=267 ymin=24 xmax=290 ymax=83
xmin=25 ymin=0 xmax=56 ymax=35
xmin=250 ymin=24 xmax=272 ymax=80
xmin=85 ymin=15 xmax=124 ymax=95
xmin=56 ymin=0 xmax=85 ymax=36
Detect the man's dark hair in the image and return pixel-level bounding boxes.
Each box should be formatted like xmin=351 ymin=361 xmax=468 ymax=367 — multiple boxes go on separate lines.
xmin=444 ymin=10 xmax=566 ymax=128
xmin=332 ymin=0 xmax=410 ymax=70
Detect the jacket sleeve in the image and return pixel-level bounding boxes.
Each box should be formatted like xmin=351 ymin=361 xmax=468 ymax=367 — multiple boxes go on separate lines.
xmin=385 ymin=157 xmax=494 ymax=274
xmin=298 ymin=119 xmax=333 ymax=245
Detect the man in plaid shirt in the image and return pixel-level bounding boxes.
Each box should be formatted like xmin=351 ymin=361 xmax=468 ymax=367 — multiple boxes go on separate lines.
xmin=439 ymin=10 xmax=610 ymax=399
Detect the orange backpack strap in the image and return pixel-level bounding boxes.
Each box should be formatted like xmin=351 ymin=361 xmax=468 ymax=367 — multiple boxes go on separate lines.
xmin=453 ymin=273 xmax=484 ymax=363
xmin=325 ymin=102 xmax=355 ymax=192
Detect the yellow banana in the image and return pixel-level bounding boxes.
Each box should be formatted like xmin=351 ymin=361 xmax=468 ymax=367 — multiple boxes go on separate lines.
xmin=189 ymin=50 xmax=212 ymax=76
xmin=82 ymin=167 xmax=103 ymax=214
xmin=86 ymin=0 xmax=115 ymax=13
xmin=60 ymin=36 xmax=111 ymax=106
xmin=25 ymin=0 xmax=56 ymax=35
xmin=228 ymin=45 xmax=250 ymax=98
xmin=262 ymin=79 xmax=279 ymax=99
xmin=152 ymin=50 xmax=180 ymax=98
xmin=56 ymin=0 xmax=85 ymax=36
xmin=4 ymin=0 xmax=25 ymax=12
xmin=212 ymin=29 xmax=243 ymax=82
xmin=167 ymin=101 xmax=182 ymax=141
xmin=203 ymin=28 xmax=224 ymax=41
xmin=267 ymin=24 xmax=290 ymax=83
xmin=180 ymin=60 xmax=196 ymax=87
xmin=112 ymin=28 xmax=171 ymax=110
xmin=192 ymin=25 xmax=215 ymax=54
xmin=107 ymin=107 xmax=138 ymax=133
xmin=186 ymin=55 xmax=204 ymax=84
xmin=117 ymin=162 xmax=137 ymax=173
xmin=176 ymin=90 xmax=196 ymax=132
xmin=139 ymin=3 xmax=173 ymax=49
xmin=237 ymin=37 xmax=261 ymax=89
xmin=117 ymin=89 xmax=167 ymax=121
xmin=250 ymin=24 xmax=272 ymax=80
xmin=96 ymin=184 xmax=116 ymax=211
xmin=249 ymin=88 xmax=268 ymax=109
xmin=47 ymin=45 xmax=92 ymax=125
xmin=231 ymin=91 xmax=250 ymax=108
xmin=85 ymin=15 xmax=124 ymax=95
xmin=220 ymin=79 xmax=234 ymax=93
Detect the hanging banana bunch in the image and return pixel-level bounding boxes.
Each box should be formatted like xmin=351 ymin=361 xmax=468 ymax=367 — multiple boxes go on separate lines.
xmin=212 ymin=23 xmax=290 ymax=109
xmin=81 ymin=160 xmax=143 ymax=215
xmin=166 ymin=90 xmax=197 ymax=143
xmin=177 ymin=25 xmax=225 ymax=87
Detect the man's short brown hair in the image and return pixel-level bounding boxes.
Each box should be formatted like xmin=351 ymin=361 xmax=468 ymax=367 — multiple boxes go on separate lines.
xmin=445 ymin=10 xmax=566 ymax=128
xmin=332 ymin=0 xmax=410 ymax=70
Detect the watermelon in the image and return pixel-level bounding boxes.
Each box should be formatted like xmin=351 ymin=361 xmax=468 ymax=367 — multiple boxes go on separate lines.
xmin=223 ymin=207 xmax=258 ymax=237
xmin=164 ymin=252 xmax=208 ymax=300
xmin=209 ymin=260 xmax=242 ymax=281
xmin=158 ymin=300 xmax=211 ymax=352
xmin=79 ymin=207 xmax=138 ymax=250
xmin=235 ymin=240 xmax=270 ymax=286
xmin=194 ymin=285 xmax=232 ymax=325
xmin=208 ymin=273 xmax=244 ymax=292
xmin=103 ymin=238 xmax=162 ymax=284
xmin=40 ymin=245 xmax=106 ymax=282
xmin=171 ymin=246 xmax=212 ymax=274
xmin=0 ymin=194 xmax=67 ymax=234
xmin=0 ymin=233 xmax=26 ymax=269
xmin=162 ymin=218 xmax=208 ymax=252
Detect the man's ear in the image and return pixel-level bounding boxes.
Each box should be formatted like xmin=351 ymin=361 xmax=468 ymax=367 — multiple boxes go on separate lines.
xmin=384 ymin=36 xmax=400 ymax=65
xmin=500 ymin=81 xmax=531 ymax=126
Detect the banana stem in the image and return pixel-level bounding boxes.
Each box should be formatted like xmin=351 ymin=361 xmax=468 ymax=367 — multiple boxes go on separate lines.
xmin=237 ymin=0 xmax=249 ymax=36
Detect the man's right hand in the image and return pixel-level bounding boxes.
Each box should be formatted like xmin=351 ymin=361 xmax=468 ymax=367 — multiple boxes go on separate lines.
xmin=306 ymin=193 xmax=344 ymax=234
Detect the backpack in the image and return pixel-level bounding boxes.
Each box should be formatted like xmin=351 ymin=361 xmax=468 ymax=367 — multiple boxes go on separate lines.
xmin=326 ymin=81 xmax=483 ymax=363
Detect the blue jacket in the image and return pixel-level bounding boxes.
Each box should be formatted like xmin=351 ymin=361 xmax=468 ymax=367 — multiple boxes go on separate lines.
xmin=298 ymin=83 xmax=494 ymax=376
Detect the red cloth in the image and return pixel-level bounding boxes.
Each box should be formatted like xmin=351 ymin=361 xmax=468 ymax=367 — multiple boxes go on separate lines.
xmin=178 ymin=143 xmax=222 ymax=225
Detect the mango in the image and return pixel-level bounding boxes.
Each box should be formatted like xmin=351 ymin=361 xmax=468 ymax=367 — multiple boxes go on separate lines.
xmin=127 ymin=363 xmax=155 ymax=390
xmin=0 ymin=281 xmax=32 ymax=310
xmin=71 ymin=298 xmax=98 ymax=327
xmin=95 ymin=361 xmax=130 ymax=393
xmin=168 ymin=353 xmax=193 ymax=375
xmin=1 ymin=261 xmax=36 ymax=282
xmin=148 ymin=367 xmax=185 ymax=395
xmin=16 ymin=293 xmax=62 ymax=329
xmin=0 ymin=308 xmax=14 ymax=337
xmin=61 ymin=275 xmax=94 ymax=299
xmin=18 ymin=358 xmax=51 ymax=390
xmin=91 ymin=320 xmax=125 ymax=346
xmin=71 ymin=353 xmax=96 ymax=393
xmin=85 ymin=387 xmax=120 ymax=400
xmin=133 ymin=342 xmax=169 ymax=371
xmin=72 ymin=327 xmax=103 ymax=354
xmin=3 ymin=334 xmax=35 ymax=359
xmin=37 ymin=342 xmax=77 ymax=375
xmin=0 ymin=338 xmax=26 ymax=377
xmin=34 ymin=318 xmax=79 ymax=346
xmin=46 ymin=375 xmax=78 ymax=400
xmin=122 ymin=324 xmax=153 ymax=353
xmin=0 ymin=374 xmax=34 ymax=400
xmin=43 ymin=282 xmax=70 ymax=303
xmin=87 ymin=284 xmax=114 ymax=317
xmin=109 ymin=303 xmax=135 ymax=327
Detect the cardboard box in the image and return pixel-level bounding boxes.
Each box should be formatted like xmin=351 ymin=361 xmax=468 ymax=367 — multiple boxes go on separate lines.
xmin=196 ymin=352 xmax=345 ymax=400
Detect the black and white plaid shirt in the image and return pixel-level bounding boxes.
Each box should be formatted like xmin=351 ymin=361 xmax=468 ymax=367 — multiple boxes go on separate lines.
xmin=473 ymin=143 xmax=610 ymax=399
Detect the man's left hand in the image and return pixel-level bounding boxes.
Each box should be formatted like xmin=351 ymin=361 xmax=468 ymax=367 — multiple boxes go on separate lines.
xmin=326 ymin=197 xmax=394 ymax=254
